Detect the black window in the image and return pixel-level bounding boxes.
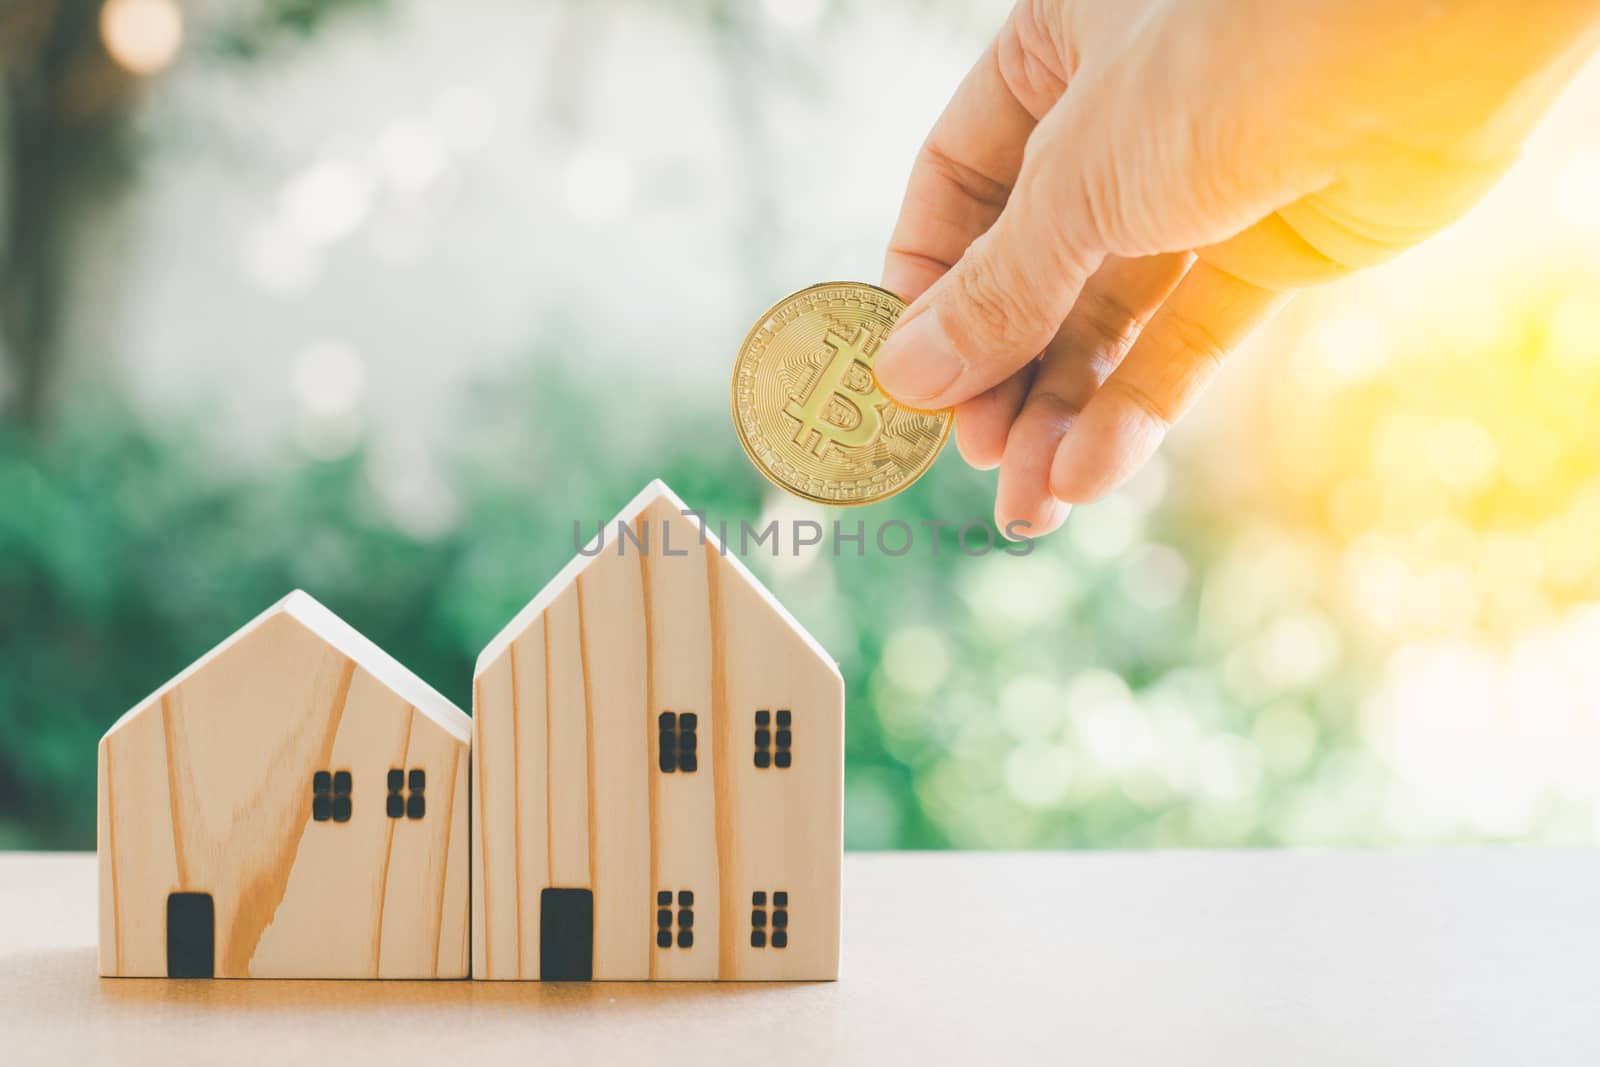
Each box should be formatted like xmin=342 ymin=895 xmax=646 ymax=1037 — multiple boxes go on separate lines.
xmin=750 ymin=889 xmax=789 ymax=949
xmin=754 ymin=709 xmax=793 ymax=769
xmin=387 ymin=767 xmax=426 ymax=819
xmin=655 ymin=888 xmax=695 ymax=949
xmin=312 ymin=769 xmax=352 ymax=822
xmin=658 ymin=711 xmax=698 ymax=773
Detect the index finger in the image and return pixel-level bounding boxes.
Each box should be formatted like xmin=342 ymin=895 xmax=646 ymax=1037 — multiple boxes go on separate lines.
xmin=882 ymin=19 xmax=1061 ymax=303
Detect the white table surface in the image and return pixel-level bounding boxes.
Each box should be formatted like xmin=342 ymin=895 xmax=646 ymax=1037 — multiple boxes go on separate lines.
xmin=2 ymin=850 xmax=1596 ymax=1065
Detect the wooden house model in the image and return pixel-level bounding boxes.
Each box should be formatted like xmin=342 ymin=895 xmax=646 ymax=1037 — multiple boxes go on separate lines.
xmin=473 ymin=480 xmax=844 ymax=980
xmin=97 ymin=591 xmax=471 ymax=979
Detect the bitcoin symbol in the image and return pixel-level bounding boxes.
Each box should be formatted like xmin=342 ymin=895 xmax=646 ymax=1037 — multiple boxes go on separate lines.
xmin=731 ymin=281 xmax=950 ymax=506
xmin=783 ymin=326 xmax=887 ymax=456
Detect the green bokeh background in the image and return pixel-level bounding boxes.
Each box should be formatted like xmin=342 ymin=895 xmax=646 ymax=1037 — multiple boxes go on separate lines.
xmin=4 ymin=0 xmax=1599 ymax=852
xmin=0 ymin=357 xmax=1364 ymax=851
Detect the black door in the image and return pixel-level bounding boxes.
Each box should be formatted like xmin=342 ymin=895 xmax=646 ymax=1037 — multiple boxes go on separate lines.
xmin=166 ymin=892 xmax=214 ymax=978
xmin=540 ymin=888 xmax=593 ymax=980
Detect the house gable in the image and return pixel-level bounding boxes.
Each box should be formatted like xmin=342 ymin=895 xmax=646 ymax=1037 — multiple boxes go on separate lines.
xmin=97 ymin=591 xmax=470 ymax=979
xmin=473 ymin=480 xmax=843 ymax=981
xmin=474 ymin=479 xmax=841 ymax=686
xmin=103 ymin=590 xmax=468 ymax=746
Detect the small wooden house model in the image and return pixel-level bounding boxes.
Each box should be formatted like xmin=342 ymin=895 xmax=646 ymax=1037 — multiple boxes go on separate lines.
xmin=98 ymin=591 xmax=471 ymax=979
xmin=473 ymin=480 xmax=844 ymax=980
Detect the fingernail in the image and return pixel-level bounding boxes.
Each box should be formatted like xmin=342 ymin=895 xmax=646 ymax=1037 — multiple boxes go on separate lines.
xmin=1036 ymin=498 xmax=1071 ymax=537
xmin=997 ymin=499 xmax=1070 ymax=542
xmin=874 ymin=307 xmax=962 ymax=403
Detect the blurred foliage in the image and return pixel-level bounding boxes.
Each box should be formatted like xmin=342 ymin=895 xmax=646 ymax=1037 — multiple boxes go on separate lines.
xmin=2 ymin=0 xmax=1597 ymax=856
xmin=0 ymin=348 xmax=1377 ymax=852
xmin=211 ymin=0 xmax=389 ymax=59
xmin=0 ymin=0 xmax=389 ymax=423
xmin=4 ymin=276 xmax=1599 ymax=852
xmin=0 ymin=366 xmax=748 ymax=847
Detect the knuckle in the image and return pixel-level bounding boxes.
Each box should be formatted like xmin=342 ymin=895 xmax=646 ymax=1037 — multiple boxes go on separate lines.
xmin=1022 ymin=387 xmax=1085 ymax=429
xmin=1104 ymin=376 xmax=1178 ymax=429
xmin=1161 ymin=308 xmax=1231 ymax=374
xmin=1047 ymin=153 xmax=1150 ymax=260
xmin=919 ymin=141 xmax=1011 ymax=213
xmin=997 ymin=8 xmax=1068 ymax=111
xmin=1076 ymin=165 xmax=1123 ymax=250
xmin=1062 ymin=287 xmax=1144 ymax=373
xmin=1070 ymin=128 xmax=1171 ymax=256
xmin=947 ymin=252 xmax=1050 ymax=353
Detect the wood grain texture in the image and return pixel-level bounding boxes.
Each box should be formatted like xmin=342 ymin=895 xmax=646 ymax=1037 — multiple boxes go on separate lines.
xmin=472 ymin=481 xmax=843 ymax=980
xmin=712 ymin=542 xmax=843 ymax=981
xmin=97 ymin=592 xmax=470 ymax=979
xmin=643 ymin=496 xmax=720 ymax=980
xmin=580 ymin=541 xmax=651 ymax=980
xmin=545 ymin=585 xmax=592 ymax=890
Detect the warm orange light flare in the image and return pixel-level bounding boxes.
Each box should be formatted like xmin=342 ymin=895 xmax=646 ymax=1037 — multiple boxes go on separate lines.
xmin=100 ymin=0 xmax=184 ymax=76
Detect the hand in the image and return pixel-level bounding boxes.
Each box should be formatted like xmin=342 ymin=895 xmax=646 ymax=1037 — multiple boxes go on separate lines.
xmin=878 ymin=0 xmax=1600 ymax=537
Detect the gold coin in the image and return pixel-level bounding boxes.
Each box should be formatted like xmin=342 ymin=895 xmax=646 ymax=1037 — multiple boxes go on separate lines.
xmin=731 ymin=282 xmax=952 ymax=506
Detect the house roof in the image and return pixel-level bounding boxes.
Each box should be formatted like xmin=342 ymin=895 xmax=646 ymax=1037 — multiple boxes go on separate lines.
xmin=103 ymin=590 xmax=471 ymax=745
xmin=474 ymin=479 xmax=840 ymax=683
